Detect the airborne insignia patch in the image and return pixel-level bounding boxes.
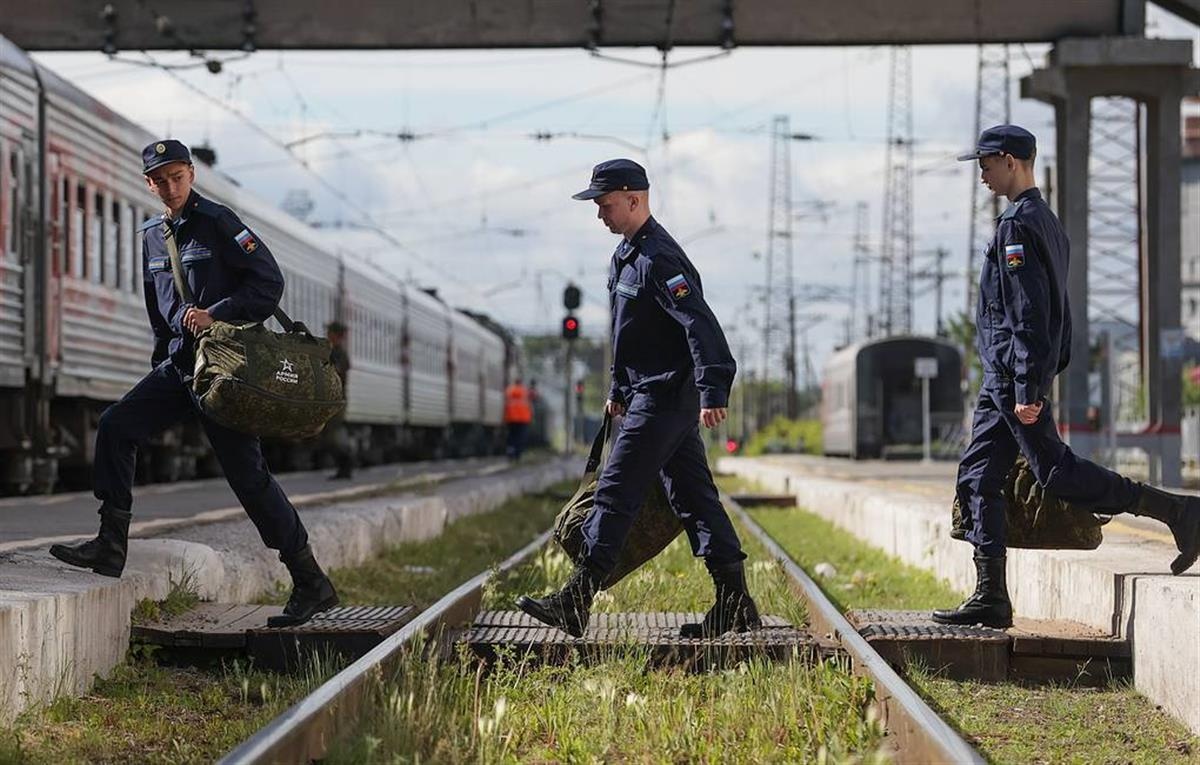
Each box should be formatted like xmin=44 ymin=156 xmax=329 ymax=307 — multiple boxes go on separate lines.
xmin=666 ymin=273 xmax=691 ymax=300
xmin=234 ymin=228 xmax=258 ymax=254
xmin=1004 ymin=243 xmax=1025 ymax=270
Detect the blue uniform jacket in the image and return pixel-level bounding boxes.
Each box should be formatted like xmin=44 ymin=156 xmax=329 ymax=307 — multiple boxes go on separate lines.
xmin=140 ymin=190 xmax=285 ymax=369
xmin=976 ymin=187 xmax=1071 ymax=404
xmin=607 ymin=217 xmax=736 ymax=409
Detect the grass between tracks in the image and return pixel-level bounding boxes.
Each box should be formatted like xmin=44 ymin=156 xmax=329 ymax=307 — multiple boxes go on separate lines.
xmin=326 ymin=522 xmax=888 ymax=763
xmin=738 ymin=477 xmax=1200 ymax=765
xmin=0 ymin=483 xmax=568 ymax=765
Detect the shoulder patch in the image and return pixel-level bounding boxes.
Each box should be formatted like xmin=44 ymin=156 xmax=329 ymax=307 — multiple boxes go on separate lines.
xmin=1004 ymin=243 xmax=1025 ymax=270
xmin=665 ymin=273 xmax=691 ymax=300
xmin=234 ymin=228 xmax=258 ymax=254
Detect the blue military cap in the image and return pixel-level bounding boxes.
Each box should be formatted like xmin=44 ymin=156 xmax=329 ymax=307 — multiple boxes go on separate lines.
xmin=142 ymin=139 xmax=192 ymax=174
xmin=572 ymin=158 xmax=650 ymax=200
xmin=957 ymin=124 xmax=1036 ymax=161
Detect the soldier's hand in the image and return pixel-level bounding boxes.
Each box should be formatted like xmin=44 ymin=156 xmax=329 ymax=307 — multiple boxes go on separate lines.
xmin=604 ymin=399 xmax=626 ymax=417
xmin=700 ymin=407 xmax=727 ymax=429
xmin=183 ymin=307 xmax=214 ymax=334
xmin=1014 ymin=401 xmax=1043 ymax=425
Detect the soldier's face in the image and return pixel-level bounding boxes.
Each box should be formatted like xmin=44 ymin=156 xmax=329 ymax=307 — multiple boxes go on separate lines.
xmin=145 ymin=162 xmax=195 ymax=213
xmin=977 ymin=155 xmax=1014 ymax=196
xmin=595 ymin=192 xmax=636 ymax=235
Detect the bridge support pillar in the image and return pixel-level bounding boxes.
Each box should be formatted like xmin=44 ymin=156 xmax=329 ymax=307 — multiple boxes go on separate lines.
xmin=1022 ymin=37 xmax=1200 ymax=486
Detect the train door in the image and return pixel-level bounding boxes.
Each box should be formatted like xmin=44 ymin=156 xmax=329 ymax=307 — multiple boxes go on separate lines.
xmin=0 ymin=137 xmax=31 ymax=381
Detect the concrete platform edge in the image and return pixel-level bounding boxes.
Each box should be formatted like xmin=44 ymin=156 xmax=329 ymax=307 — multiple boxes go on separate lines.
xmin=0 ymin=458 xmax=573 ymax=723
xmin=718 ymin=456 xmax=1200 ymax=735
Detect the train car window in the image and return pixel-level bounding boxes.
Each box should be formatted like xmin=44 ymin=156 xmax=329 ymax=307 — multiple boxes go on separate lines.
xmin=125 ymin=204 xmax=138 ymax=292
xmin=57 ymin=175 xmax=68 ymax=275
xmin=88 ymin=189 xmax=102 ymax=283
xmin=105 ymin=196 xmax=119 ymax=287
xmin=72 ymin=182 xmax=85 ymax=278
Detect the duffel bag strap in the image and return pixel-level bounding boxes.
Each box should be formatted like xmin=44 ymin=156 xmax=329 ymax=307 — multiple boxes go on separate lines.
xmin=162 ymin=220 xmax=310 ymax=337
xmin=161 ymin=220 xmax=196 ymax=305
xmin=583 ymin=412 xmax=612 ymax=476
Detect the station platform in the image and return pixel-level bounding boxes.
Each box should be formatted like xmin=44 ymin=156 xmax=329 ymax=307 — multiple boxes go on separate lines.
xmin=0 ymin=457 xmax=574 ymax=723
xmin=717 ymin=454 xmax=1200 ymax=735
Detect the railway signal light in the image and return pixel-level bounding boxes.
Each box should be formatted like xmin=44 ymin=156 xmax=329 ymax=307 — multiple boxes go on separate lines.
xmin=563 ymin=284 xmax=581 ymax=310
xmin=561 ymin=314 xmax=580 ymax=340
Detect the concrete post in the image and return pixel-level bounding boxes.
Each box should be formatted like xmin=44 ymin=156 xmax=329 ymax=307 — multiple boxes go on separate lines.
xmin=1022 ymin=37 xmax=1200 ymax=486
xmin=1053 ymin=87 xmax=1096 ymax=453
xmin=1143 ymin=89 xmax=1186 ymax=485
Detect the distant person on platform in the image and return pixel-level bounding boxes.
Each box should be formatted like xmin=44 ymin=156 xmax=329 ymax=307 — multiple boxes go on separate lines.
xmin=503 ymin=377 xmax=534 ymax=461
xmin=518 ymin=159 xmax=760 ymax=639
xmin=49 ymin=139 xmax=338 ymax=627
xmin=934 ymin=125 xmax=1199 ymax=629
xmin=323 ymin=321 xmax=354 ymax=480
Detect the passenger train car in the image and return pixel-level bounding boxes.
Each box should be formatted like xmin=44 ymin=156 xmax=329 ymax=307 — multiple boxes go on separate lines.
xmin=0 ymin=35 xmax=508 ymax=492
xmin=821 ymin=336 xmax=964 ymax=459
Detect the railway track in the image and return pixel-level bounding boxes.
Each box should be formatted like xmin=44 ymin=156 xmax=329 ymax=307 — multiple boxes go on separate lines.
xmin=218 ymin=496 xmax=983 ymax=764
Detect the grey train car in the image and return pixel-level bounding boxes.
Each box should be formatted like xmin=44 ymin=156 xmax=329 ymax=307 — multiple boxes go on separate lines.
xmin=821 ymin=336 xmax=964 ymax=459
xmin=0 ymin=34 xmax=508 ymax=492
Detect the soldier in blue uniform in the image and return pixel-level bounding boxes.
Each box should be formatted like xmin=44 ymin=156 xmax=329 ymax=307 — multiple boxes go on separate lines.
xmin=518 ymin=159 xmax=761 ymax=638
xmin=50 ymin=140 xmax=338 ymax=627
xmin=934 ymin=126 xmax=1200 ymax=628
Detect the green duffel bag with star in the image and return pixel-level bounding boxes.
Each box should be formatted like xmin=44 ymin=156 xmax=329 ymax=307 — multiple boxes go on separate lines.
xmin=164 ymin=222 xmax=345 ymax=441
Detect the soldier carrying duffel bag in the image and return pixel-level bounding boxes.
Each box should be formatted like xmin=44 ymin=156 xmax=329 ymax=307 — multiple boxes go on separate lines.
xmin=50 ymin=139 xmax=340 ymax=628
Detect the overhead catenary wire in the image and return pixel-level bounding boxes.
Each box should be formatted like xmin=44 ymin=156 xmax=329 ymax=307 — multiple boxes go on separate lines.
xmin=138 ymin=52 xmax=484 ymax=297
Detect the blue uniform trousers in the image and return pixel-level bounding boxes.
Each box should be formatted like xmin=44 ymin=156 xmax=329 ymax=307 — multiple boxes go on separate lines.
xmin=958 ymin=385 xmax=1138 ymax=556
xmin=93 ymin=362 xmax=309 ymax=555
xmin=582 ymin=389 xmax=745 ymax=575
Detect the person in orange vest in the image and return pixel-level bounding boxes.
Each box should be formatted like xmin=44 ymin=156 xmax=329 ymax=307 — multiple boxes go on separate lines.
xmin=504 ymin=378 xmax=534 ymax=461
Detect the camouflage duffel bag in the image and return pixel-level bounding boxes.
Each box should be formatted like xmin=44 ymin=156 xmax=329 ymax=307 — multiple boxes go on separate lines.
xmin=554 ymin=414 xmax=683 ymax=589
xmin=162 ymin=220 xmax=344 ymax=441
xmin=951 ymin=454 xmax=1107 ymax=550
xmin=192 ymin=319 xmax=345 ymax=441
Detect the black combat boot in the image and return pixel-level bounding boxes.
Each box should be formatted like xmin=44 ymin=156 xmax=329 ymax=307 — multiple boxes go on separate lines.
xmin=516 ymin=564 xmax=602 ymax=638
xmin=680 ymin=560 xmax=762 ymax=638
xmin=932 ymin=552 xmax=1013 ymax=628
xmin=267 ymin=545 xmax=340 ymax=627
xmin=1128 ymin=485 xmax=1200 ymax=575
xmin=49 ymin=504 xmax=131 ymax=578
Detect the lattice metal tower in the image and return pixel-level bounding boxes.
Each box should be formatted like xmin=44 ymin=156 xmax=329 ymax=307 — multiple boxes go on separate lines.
xmin=1088 ymin=97 xmax=1144 ymax=424
xmin=849 ymin=201 xmax=871 ymax=341
xmin=965 ymin=45 xmax=1011 ymax=317
xmin=879 ymin=47 xmax=914 ymax=336
xmin=762 ymin=114 xmax=798 ymax=417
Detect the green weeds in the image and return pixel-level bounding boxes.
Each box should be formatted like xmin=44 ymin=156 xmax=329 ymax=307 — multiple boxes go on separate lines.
xmin=329 ymin=523 xmax=889 ymax=762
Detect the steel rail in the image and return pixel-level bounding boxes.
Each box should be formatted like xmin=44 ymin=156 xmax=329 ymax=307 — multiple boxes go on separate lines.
xmin=728 ymin=496 xmax=985 ymax=765
xmin=219 ymin=529 xmax=553 ymax=765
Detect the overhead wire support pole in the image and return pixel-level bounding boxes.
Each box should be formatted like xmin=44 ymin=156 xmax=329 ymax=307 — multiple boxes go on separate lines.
xmin=880 ymin=46 xmax=914 ymax=337
xmin=765 ymin=115 xmax=798 ymax=418
xmin=850 ymin=201 xmax=870 ymax=341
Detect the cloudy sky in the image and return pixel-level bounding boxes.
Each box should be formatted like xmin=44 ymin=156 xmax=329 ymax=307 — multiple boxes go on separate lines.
xmin=32 ymin=7 xmax=1200 ymax=380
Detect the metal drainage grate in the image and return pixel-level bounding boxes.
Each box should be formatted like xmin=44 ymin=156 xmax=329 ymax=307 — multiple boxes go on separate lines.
xmin=460 ymin=611 xmax=834 ymax=669
xmin=260 ymin=605 xmax=419 ymax=635
xmin=849 ymin=610 xmax=1010 ymax=642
